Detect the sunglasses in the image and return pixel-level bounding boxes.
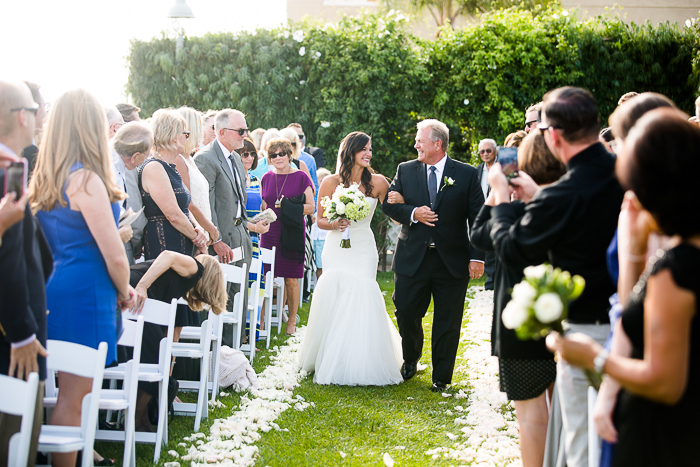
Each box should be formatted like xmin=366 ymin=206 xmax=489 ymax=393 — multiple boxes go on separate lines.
xmin=269 ymin=151 xmax=287 ymax=159
xmin=298 ymin=134 xmax=305 ymax=140
xmin=241 ymin=151 xmax=256 ymax=159
xmin=479 ymin=149 xmax=493 ymax=154
xmin=537 ymin=123 xmax=562 ymax=133
xmin=223 ymin=128 xmax=248 ymax=136
xmin=182 ymin=131 xmax=190 ymax=139
xmin=11 ymin=105 xmax=39 ymax=116
xmin=291 ymin=142 xmax=297 ymax=148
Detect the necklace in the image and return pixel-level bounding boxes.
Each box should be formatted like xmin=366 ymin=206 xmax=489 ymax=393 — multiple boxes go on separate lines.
xmin=274 ymin=167 xmax=292 ymax=208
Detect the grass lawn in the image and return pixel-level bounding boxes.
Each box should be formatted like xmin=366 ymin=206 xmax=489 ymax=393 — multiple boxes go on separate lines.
xmin=95 ymin=272 xmax=487 ymax=466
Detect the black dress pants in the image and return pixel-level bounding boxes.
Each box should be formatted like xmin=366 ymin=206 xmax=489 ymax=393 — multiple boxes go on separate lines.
xmin=392 ymin=248 xmax=470 ymax=384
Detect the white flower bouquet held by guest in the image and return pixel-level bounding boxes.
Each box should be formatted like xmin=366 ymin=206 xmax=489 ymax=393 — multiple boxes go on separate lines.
xmin=502 ymin=264 xmax=585 ymax=339
xmin=319 ymin=182 xmax=371 ymax=248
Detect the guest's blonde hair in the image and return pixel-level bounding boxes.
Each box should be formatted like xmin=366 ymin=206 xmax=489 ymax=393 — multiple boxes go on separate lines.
xmin=187 ymin=255 xmax=227 ymax=315
xmin=30 ymin=89 xmax=124 ymax=211
xmin=151 ymin=109 xmax=186 ymax=153
xmin=280 ymin=127 xmax=301 ymax=160
xmin=178 ymin=106 xmax=203 ymax=155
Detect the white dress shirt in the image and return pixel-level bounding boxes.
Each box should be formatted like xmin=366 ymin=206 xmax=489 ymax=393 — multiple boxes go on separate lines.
xmin=217 ymin=139 xmax=242 ymax=218
xmin=480 ymin=163 xmax=490 ymax=199
xmin=410 ymin=154 xmax=447 ymax=223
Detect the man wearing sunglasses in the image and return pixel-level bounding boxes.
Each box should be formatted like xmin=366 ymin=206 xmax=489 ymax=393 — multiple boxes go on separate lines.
xmin=488 ymin=87 xmax=624 ymax=467
xmin=524 ymin=102 xmax=542 ymax=133
xmin=195 ymin=108 xmax=253 ymax=347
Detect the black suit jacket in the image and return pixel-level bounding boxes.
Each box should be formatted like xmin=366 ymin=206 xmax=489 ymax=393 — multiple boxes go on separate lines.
xmin=21 ymin=144 xmax=39 ymax=177
xmin=305 ymin=146 xmax=325 ymax=169
xmin=0 ymin=198 xmax=52 ymax=380
xmin=383 ymin=156 xmax=485 ymax=279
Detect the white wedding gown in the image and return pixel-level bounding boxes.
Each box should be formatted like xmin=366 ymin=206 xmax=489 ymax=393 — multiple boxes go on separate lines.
xmin=298 ymin=198 xmax=403 ymax=385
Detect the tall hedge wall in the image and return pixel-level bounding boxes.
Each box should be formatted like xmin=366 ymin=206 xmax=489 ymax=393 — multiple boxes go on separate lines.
xmin=127 ymin=8 xmax=700 ymax=171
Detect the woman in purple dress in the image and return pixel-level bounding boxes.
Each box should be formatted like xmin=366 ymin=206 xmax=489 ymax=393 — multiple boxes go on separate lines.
xmin=260 ymin=138 xmax=314 ymax=335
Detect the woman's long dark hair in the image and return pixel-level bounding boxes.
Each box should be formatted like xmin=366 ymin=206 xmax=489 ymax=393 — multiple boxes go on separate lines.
xmin=336 ymin=131 xmax=374 ymax=197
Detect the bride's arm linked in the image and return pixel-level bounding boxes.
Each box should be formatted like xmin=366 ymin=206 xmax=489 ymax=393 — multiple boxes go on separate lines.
xmin=382 ymin=165 xmax=418 ymax=225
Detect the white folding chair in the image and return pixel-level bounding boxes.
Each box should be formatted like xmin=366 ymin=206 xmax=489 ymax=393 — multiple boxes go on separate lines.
xmin=180 ymin=308 xmax=224 ymax=402
xmin=588 ymin=386 xmax=600 ymax=467
xmin=261 ymin=247 xmax=284 ymax=347
xmin=89 ymin=315 xmax=144 ymax=467
xmin=38 ymin=341 xmax=108 ymax=467
xmin=171 ymin=317 xmax=212 ymax=432
xmin=0 ymin=372 xmax=39 ymax=467
xmin=240 ymin=257 xmax=263 ymax=363
xmin=220 ymin=262 xmax=249 ymax=351
xmin=102 ymin=298 xmax=177 ymax=463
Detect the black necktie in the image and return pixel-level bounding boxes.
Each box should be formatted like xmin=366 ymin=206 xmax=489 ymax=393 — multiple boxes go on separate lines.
xmin=428 ymin=166 xmax=437 ymax=208
xmin=229 ymin=155 xmax=244 ymax=217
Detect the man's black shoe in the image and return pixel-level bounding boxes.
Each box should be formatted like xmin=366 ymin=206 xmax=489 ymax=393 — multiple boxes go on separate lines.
xmin=430 ymin=381 xmax=448 ymax=392
xmin=401 ymin=361 xmax=418 ymax=381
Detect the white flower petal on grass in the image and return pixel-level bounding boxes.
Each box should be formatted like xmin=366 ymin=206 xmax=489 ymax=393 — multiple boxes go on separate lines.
xmin=339 ymin=451 xmax=347 ymax=458
xmin=533 ymin=292 xmax=563 ymax=323
xmin=416 ymin=362 xmax=427 ymax=371
xmin=395 ymin=445 xmax=406 ymax=450
xmin=442 ymin=392 xmax=452 ymax=398
xmin=167 ymin=450 xmax=179 ymax=458
xmin=501 ymin=301 xmax=528 ymax=330
xmin=383 ymin=452 xmax=395 ymax=467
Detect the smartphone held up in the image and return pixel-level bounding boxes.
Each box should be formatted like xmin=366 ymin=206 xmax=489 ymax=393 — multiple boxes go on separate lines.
xmin=497 ymin=147 xmax=519 ymax=181
xmin=3 ymin=159 xmax=27 ymax=197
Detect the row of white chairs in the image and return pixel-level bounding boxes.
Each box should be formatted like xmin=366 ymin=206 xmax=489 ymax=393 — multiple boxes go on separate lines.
xmin=2 ymin=245 xmax=294 ymax=466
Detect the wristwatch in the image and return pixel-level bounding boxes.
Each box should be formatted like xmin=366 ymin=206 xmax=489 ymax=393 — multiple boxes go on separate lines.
xmin=594 ymin=348 xmax=610 ymax=374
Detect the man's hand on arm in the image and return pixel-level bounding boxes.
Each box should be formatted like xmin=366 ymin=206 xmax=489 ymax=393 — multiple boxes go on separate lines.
xmin=469 ymin=261 xmax=484 ymax=279
xmin=9 ymin=338 xmax=48 ymax=381
xmin=213 ymin=240 xmax=233 ymax=263
xmin=412 ymin=206 xmax=438 ymax=227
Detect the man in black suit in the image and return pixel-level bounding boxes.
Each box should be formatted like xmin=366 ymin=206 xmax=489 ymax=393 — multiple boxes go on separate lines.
xmin=476 ymin=138 xmax=498 ymax=290
xmin=0 ymin=80 xmax=52 ymax=467
xmin=383 ymin=119 xmax=485 ymax=392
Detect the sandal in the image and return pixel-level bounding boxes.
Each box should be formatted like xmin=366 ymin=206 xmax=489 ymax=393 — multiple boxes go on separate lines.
xmin=94 ymin=456 xmax=116 ymax=466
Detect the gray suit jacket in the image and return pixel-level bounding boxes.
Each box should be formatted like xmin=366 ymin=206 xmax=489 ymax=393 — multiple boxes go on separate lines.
xmin=194 ymin=140 xmax=253 ymax=260
xmin=114 ymin=154 xmax=147 ymax=264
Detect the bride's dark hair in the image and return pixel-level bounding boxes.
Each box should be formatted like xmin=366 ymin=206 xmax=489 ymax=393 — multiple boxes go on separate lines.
xmin=336 ymin=131 xmax=374 ymax=197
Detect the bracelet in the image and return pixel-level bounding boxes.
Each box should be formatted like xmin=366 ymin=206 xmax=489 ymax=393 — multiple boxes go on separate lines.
xmin=333 ymin=220 xmax=337 ymax=230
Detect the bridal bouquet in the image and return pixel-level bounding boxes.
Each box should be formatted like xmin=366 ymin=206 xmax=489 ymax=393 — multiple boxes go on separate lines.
xmin=502 ymin=264 xmax=585 ymax=340
xmin=320 ymin=183 xmax=372 ymax=248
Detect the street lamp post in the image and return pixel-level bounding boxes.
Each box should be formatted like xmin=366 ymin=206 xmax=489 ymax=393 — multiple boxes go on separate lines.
xmin=167 ymin=0 xmax=195 ymax=61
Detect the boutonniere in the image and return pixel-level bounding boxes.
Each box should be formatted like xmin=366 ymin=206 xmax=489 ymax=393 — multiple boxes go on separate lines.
xmin=440 ymin=176 xmax=456 ymax=192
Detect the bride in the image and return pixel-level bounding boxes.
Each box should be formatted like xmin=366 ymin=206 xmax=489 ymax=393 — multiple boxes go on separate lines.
xmin=298 ymin=131 xmax=403 ymax=385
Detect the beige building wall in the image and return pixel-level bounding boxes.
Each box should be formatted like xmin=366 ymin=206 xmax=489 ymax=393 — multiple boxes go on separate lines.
xmin=556 ymin=0 xmax=697 ymax=26
xmin=288 ymin=0 xmax=698 ymax=34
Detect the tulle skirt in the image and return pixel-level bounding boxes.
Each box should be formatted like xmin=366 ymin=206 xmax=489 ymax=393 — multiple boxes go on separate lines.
xmin=298 ymin=225 xmax=403 ymax=386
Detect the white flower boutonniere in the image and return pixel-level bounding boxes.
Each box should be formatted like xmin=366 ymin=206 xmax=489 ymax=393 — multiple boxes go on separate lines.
xmin=440 ymin=176 xmax=456 ymax=192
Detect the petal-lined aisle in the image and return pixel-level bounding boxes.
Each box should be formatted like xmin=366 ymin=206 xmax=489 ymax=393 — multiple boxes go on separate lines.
xmin=165 ymin=328 xmax=311 ymax=467
xmin=426 ymin=288 xmax=522 ymax=466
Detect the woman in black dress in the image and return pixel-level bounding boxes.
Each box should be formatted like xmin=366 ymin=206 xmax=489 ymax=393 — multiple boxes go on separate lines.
xmin=125 ymin=250 xmax=227 ymax=432
xmin=548 ymin=108 xmax=700 ymax=466
xmin=472 ymin=130 xmax=566 ymax=467
xmin=139 ymin=109 xmax=208 ymax=333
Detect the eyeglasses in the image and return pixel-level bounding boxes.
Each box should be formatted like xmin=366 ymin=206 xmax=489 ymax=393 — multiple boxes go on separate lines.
xmin=241 ymin=152 xmax=256 ymax=159
xmin=537 ymin=123 xmax=562 ymax=133
xmin=479 ymin=148 xmax=493 ymax=154
xmin=11 ymin=105 xmax=40 ymax=116
xmin=223 ymin=128 xmax=248 ymax=136
xmin=182 ymin=131 xmax=190 ymax=139
xmin=291 ymin=142 xmax=297 ymax=148
xmin=269 ymin=151 xmax=287 ymax=159
xmin=210 ymin=125 xmax=215 ymax=130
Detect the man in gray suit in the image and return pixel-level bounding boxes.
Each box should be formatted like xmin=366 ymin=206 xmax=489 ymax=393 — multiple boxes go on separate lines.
xmin=111 ymin=121 xmax=151 ymax=264
xmin=195 ymin=109 xmax=253 ymax=346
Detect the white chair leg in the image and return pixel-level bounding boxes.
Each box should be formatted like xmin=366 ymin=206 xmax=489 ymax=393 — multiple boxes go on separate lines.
xmin=194 ymin=353 xmax=209 ymax=432
xmin=153 ymin=378 xmax=168 ymax=463
xmin=124 ymin=405 xmax=135 ymax=467
xmin=210 ymin=344 xmax=220 ymax=401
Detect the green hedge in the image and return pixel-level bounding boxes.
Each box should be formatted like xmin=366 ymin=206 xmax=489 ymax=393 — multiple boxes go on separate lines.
xmin=127 ymin=7 xmax=700 ymax=170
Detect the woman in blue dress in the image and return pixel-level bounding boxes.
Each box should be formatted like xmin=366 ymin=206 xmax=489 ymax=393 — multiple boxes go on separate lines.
xmin=31 ymin=89 xmax=136 ymax=467
xmin=241 ymin=137 xmax=270 ymax=333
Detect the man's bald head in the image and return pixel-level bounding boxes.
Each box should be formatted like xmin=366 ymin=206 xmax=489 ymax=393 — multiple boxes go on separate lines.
xmin=0 ymin=81 xmax=36 ymax=152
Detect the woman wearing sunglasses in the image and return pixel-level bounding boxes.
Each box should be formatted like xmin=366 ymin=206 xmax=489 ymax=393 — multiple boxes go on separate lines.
xmin=260 ymin=138 xmax=314 ymax=334
xmin=139 ymin=109 xmax=208 ymax=335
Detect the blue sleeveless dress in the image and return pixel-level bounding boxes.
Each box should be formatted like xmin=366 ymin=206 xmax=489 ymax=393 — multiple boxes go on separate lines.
xmin=36 ymin=162 xmax=119 ymax=364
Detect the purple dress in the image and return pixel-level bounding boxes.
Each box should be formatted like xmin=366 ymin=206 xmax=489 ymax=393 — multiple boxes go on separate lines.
xmin=260 ymin=170 xmax=312 ymax=278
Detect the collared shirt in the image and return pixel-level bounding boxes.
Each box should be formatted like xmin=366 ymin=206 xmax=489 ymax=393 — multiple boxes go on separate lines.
xmin=490 ymin=142 xmax=624 ymax=323
xmin=410 ymin=154 xmax=447 ymax=223
xmin=0 ymin=141 xmax=36 ymax=349
xmin=480 ymin=164 xmax=490 ymax=199
xmin=216 ymin=139 xmax=242 ymax=218
xmin=111 ymin=150 xmax=128 ymax=214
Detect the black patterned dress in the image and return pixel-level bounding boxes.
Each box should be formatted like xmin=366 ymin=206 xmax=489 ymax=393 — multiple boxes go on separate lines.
xmin=139 ymin=157 xmax=198 ymax=326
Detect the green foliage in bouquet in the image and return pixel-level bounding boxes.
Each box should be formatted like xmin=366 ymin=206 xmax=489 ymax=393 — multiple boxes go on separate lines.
xmin=502 ymin=264 xmax=585 ymax=341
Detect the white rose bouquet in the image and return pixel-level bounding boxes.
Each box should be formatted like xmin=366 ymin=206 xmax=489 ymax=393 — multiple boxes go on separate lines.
xmin=502 ymin=264 xmax=585 ymax=340
xmin=320 ymin=183 xmax=372 ymax=248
